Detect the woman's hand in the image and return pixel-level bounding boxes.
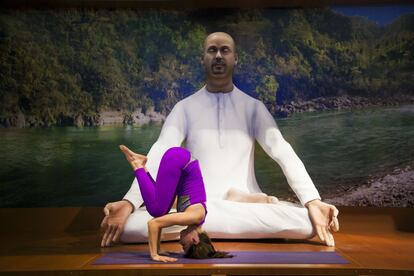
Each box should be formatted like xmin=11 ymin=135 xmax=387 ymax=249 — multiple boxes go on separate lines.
xmin=151 ymin=254 xmax=178 ymax=262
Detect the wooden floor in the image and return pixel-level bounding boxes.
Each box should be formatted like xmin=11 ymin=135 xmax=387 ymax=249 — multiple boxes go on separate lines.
xmin=0 ymin=207 xmax=413 ymax=275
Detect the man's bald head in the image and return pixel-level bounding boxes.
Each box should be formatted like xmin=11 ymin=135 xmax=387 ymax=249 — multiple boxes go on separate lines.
xmin=202 ymin=32 xmax=238 ymax=88
xmin=203 ymin=32 xmax=236 ymax=53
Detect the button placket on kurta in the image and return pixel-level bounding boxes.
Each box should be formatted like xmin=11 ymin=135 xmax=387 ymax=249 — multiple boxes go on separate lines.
xmin=217 ymin=93 xmax=225 ymax=148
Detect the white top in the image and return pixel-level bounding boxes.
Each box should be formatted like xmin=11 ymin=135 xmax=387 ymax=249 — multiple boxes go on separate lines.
xmin=124 ymin=85 xmax=320 ymax=210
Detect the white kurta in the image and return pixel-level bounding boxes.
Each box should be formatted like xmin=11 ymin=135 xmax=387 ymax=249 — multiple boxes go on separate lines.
xmin=121 ymin=85 xmax=321 ymax=242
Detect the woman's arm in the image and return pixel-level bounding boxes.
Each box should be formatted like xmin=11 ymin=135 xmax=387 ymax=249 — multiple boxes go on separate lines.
xmin=147 ymin=219 xmax=176 ymax=262
xmin=147 ymin=204 xmax=205 ymax=262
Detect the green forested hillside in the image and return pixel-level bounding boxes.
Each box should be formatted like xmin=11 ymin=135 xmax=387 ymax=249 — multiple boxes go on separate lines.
xmin=0 ymin=9 xmax=413 ymax=127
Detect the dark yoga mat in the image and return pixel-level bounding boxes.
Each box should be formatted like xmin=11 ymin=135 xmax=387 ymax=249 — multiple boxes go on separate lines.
xmin=92 ymin=251 xmax=349 ymax=265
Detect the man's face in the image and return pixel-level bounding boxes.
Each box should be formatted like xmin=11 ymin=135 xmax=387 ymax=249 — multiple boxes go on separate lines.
xmin=202 ymin=34 xmax=237 ymax=79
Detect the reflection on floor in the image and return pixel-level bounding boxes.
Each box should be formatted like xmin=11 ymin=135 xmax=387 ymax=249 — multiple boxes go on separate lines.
xmin=0 ymin=207 xmax=413 ymax=275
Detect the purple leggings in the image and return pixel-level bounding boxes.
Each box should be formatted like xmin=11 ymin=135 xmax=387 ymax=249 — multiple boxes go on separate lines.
xmin=134 ymin=147 xmax=192 ymax=217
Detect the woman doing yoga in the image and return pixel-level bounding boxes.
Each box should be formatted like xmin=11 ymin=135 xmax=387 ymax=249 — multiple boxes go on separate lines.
xmin=120 ymin=145 xmax=232 ymax=262
xmin=120 ymin=145 xmax=279 ymax=262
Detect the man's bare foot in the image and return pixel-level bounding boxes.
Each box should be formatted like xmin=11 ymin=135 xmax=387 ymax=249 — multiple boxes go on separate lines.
xmin=225 ymin=187 xmax=245 ymax=202
xmin=225 ymin=187 xmax=279 ymax=204
xmin=266 ymin=195 xmax=279 ymax=204
xmin=119 ymin=145 xmax=148 ymax=170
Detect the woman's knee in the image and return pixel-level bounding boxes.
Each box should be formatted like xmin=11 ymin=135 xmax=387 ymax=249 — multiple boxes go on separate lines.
xmin=145 ymin=201 xmax=169 ymax=218
xmin=163 ymin=147 xmax=191 ymax=165
xmin=148 ymin=207 xmax=167 ymax=218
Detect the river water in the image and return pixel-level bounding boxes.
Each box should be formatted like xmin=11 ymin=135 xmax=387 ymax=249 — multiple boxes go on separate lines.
xmin=0 ymin=105 xmax=413 ymax=207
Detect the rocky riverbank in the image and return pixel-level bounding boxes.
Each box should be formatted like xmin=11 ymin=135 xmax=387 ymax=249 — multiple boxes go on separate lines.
xmin=275 ymin=94 xmax=414 ymax=117
xmin=98 ymin=107 xmax=165 ymax=126
xmin=275 ymin=162 xmax=414 ymax=208
xmin=1 ymin=94 xmax=413 ymax=127
xmin=325 ymin=163 xmax=414 ymax=207
xmin=0 ymin=107 xmax=165 ymax=128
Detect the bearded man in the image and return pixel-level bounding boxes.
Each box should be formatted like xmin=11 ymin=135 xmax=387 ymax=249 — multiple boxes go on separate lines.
xmin=101 ymin=32 xmax=339 ymax=248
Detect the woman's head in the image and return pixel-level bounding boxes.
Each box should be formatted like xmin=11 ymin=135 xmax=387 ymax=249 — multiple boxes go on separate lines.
xmin=179 ymin=226 xmax=233 ymax=259
xmin=179 ymin=225 xmax=201 ymax=252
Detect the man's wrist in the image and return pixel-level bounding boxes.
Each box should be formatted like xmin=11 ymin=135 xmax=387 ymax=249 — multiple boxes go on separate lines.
xmin=305 ymin=198 xmax=321 ymax=208
xmin=121 ymin=199 xmax=135 ymax=213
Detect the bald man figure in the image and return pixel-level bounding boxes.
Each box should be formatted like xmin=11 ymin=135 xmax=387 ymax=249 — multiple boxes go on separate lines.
xmin=100 ymin=32 xmax=339 ymax=248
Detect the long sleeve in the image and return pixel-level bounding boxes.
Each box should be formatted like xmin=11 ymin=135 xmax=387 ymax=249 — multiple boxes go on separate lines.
xmin=123 ymin=101 xmax=187 ymax=211
xmin=253 ymin=101 xmax=321 ymax=206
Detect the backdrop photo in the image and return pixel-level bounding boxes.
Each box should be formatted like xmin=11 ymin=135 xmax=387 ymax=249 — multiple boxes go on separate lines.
xmin=0 ymin=6 xmax=413 ymax=208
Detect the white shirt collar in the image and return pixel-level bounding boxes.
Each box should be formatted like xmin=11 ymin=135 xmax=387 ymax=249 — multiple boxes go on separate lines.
xmin=202 ymin=84 xmax=237 ymax=97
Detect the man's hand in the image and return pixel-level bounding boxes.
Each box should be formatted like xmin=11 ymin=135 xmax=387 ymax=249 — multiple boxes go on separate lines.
xmin=100 ymin=200 xmax=133 ymax=247
xmin=305 ymin=199 xmax=339 ymax=247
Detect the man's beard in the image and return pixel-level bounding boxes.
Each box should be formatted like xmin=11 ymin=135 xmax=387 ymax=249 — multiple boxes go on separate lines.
xmin=211 ymin=62 xmax=226 ymax=75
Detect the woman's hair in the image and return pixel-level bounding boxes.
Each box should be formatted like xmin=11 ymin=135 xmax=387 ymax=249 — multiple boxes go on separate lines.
xmin=184 ymin=232 xmax=233 ymax=259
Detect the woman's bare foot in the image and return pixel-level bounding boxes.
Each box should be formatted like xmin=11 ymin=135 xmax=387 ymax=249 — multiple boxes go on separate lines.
xmin=119 ymin=145 xmax=147 ymax=170
xmin=225 ymin=187 xmax=279 ymax=204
